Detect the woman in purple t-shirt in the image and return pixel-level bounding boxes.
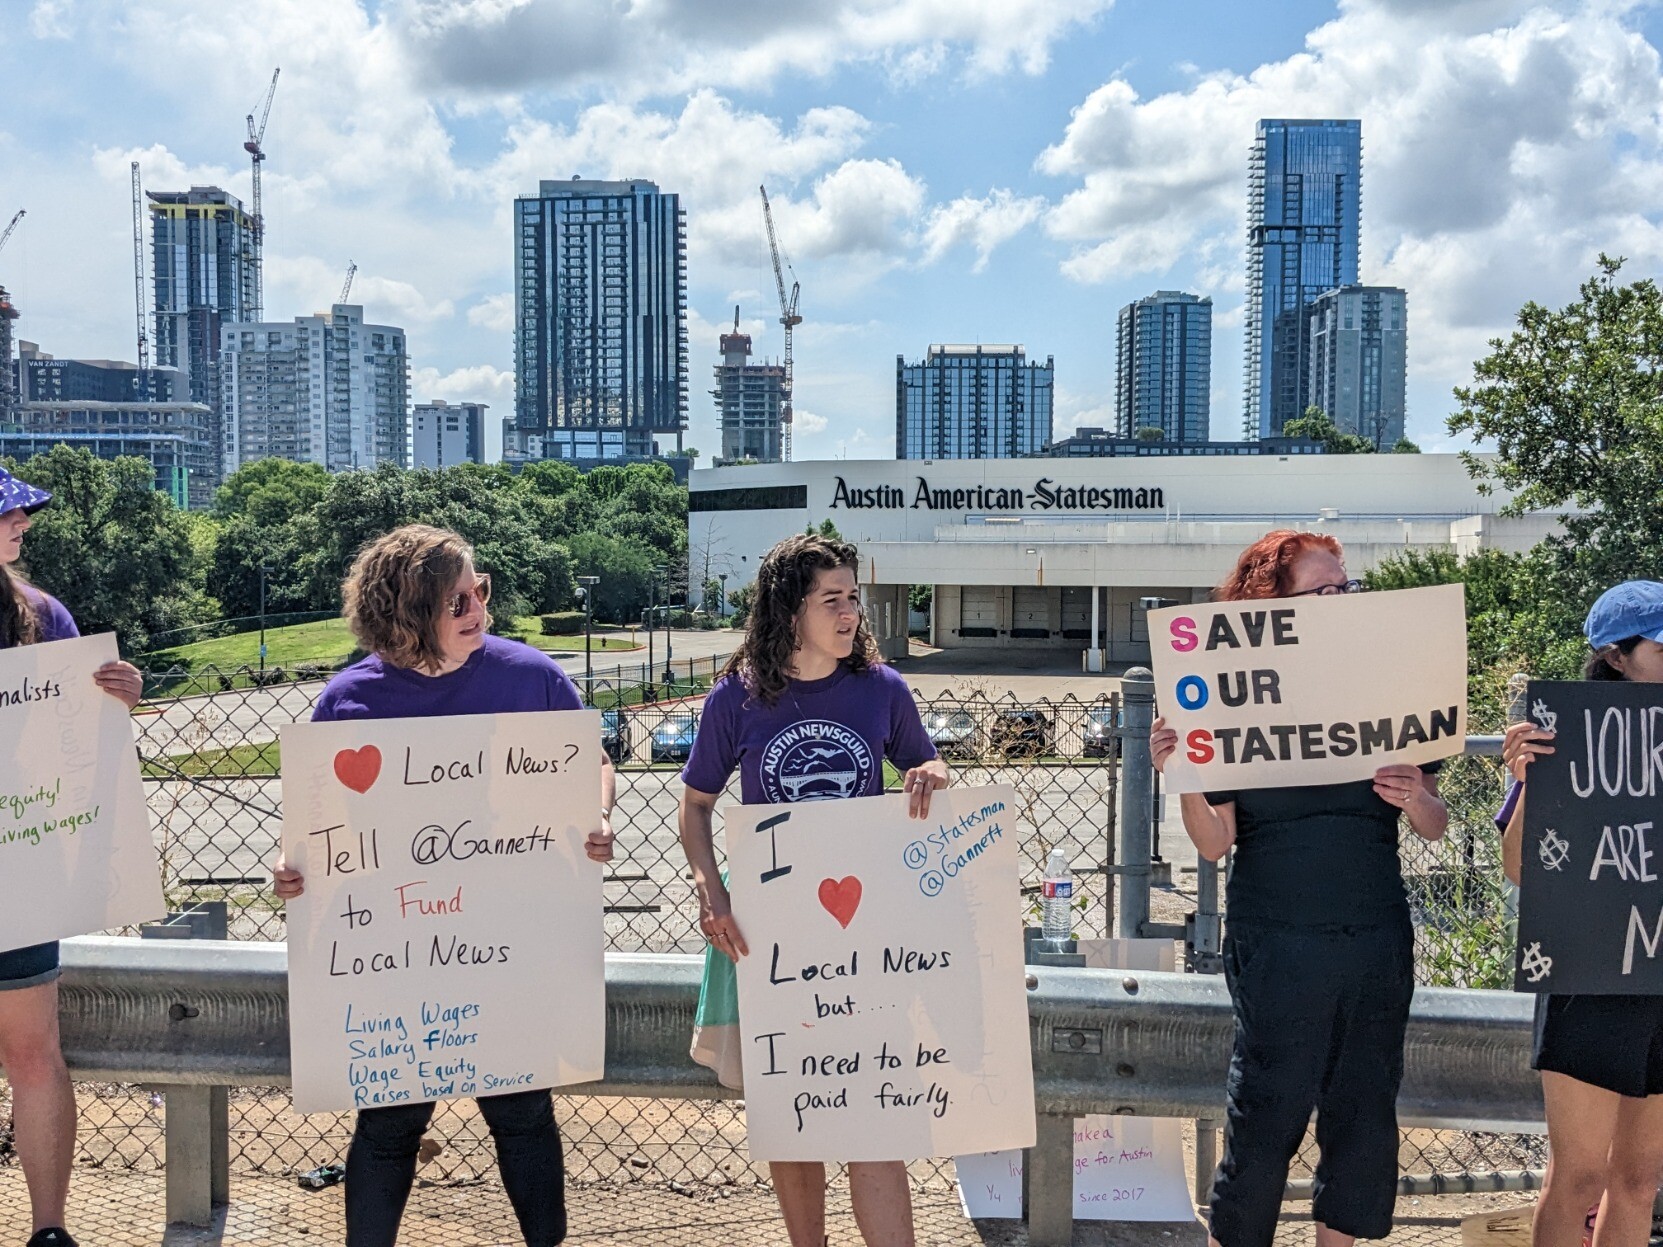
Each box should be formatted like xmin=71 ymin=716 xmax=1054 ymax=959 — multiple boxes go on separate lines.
xmin=273 ymin=525 xmax=616 ymax=1247
xmin=679 ymin=533 xmax=948 ymax=1247
xmin=0 ymin=466 xmax=143 ymax=1247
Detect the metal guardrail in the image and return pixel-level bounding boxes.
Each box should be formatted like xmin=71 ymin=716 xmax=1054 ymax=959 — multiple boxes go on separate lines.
xmin=46 ymin=937 xmax=1543 ymax=1241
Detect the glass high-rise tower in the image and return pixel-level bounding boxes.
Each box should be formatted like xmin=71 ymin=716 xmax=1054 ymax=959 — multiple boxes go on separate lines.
xmin=512 ymin=178 xmax=687 ymax=460
xmin=1243 ymin=119 xmax=1361 ymax=438
xmin=895 ymin=345 xmax=1053 ymax=460
xmin=1115 ymin=291 xmax=1211 ymax=442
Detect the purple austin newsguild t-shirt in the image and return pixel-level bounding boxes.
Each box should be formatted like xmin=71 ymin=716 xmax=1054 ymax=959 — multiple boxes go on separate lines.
xmin=681 ymin=662 xmax=936 ymax=804
xmin=312 ymin=634 xmax=583 ymax=724
xmin=24 ymin=587 xmax=78 ymax=643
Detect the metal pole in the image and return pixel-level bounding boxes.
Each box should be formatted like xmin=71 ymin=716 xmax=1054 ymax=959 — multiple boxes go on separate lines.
xmin=258 ymin=564 xmax=268 ymax=676
xmin=1116 ymin=666 xmax=1155 ymax=940
xmin=646 ymin=582 xmax=656 ymax=703
xmin=663 ymin=571 xmax=674 ymax=686
xmin=578 ymin=575 xmax=599 ymax=706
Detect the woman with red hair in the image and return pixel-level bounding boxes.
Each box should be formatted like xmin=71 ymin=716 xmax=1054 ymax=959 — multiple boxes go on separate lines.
xmin=1151 ymin=530 xmax=1449 ymax=1247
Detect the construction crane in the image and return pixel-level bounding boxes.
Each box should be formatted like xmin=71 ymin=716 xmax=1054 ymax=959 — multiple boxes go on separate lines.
xmin=244 ymin=67 xmax=280 ymax=322
xmin=759 ymin=185 xmax=802 ymax=462
xmin=339 ymin=261 xmax=357 ymax=305
xmin=0 ymin=209 xmax=23 ymax=259
xmin=129 ymin=165 xmax=150 ymax=386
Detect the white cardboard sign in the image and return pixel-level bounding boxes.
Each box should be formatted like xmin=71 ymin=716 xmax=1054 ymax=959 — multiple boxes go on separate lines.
xmin=1148 ymin=584 xmax=1468 ymax=794
xmin=0 ymin=633 xmax=162 ymax=950
xmin=954 ymin=939 xmax=1195 ymax=1223
xmin=281 ymin=711 xmax=604 ymax=1114
xmin=726 ymin=784 xmax=1036 ymax=1162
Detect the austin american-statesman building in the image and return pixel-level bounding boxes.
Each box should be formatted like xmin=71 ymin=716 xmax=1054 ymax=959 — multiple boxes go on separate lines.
xmin=690 ymin=456 xmax=1560 ymax=669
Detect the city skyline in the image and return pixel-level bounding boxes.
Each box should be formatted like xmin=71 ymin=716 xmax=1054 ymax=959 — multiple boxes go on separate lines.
xmin=2 ymin=0 xmax=1660 ymax=463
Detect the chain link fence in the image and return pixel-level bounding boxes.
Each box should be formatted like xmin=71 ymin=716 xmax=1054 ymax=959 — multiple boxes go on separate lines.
xmin=0 ymin=649 xmax=1541 ymax=1205
xmin=3 ymin=654 xmax=1125 ymax=1197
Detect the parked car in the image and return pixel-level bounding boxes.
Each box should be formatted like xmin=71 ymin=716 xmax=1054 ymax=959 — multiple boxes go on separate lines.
xmin=924 ymin=709 xmax=981 ymax=759
xmin=600 ymin=708 xmax=631 ymax=765
xmin=1081 ymin=706 xmax=1122 ymax=760
xmin=989 ymin=706 xmax=1053 ymax=758
xmin=650 ymin=709 xmax=700 ymax=764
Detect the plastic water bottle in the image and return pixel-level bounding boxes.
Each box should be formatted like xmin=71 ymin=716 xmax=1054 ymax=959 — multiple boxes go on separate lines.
xmin=1041 ymin=848 xmax=1074 ymax=945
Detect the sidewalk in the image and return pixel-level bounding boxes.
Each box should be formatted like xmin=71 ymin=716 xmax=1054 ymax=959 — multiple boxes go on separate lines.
xmin=0 ymin=1168 xmax=1507 ymax=1245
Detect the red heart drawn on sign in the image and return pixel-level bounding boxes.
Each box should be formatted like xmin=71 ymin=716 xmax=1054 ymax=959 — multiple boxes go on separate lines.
xmin=333 ymin=746 xmax=382 ymax=794
xmin=818 ymin=877 xmax=862 ymax=929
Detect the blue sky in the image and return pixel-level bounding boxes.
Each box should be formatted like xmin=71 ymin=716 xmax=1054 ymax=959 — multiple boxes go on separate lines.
xmin=4 ymin=0 xmax=1663 ymax=462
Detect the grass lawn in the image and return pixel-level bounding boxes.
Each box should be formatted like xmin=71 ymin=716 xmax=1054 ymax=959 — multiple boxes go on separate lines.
xmin=143 ymin=741 xmax=281 ymax=779
xmin=142 ymin=617 xmax=359 ymax=672
xmin=140 ymin=615 xmax=642 ymax=673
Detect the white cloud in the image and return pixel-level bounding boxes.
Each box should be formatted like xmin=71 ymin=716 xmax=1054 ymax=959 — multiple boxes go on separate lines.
xmin=467 ymin=293 xmax=513 ymax=333
xmin=393 ymin=0 xmax=1114 ymax=97
xmin=794 ymin=410 xmax=830 ymax=436
xmin=920 ymin=189 xmax=1045 ymax=271
xmin=412 ymin=363 xmax=515 ymax=407
xmin=29 ymin=0 xmax=74 ymax=39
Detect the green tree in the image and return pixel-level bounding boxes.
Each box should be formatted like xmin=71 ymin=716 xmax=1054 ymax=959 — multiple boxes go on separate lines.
xmin=1133 ymin=425 xmax=1165 ymax=442
xmin=1391 ymin=437 xmax=1422 ymax=454
xmin=1449 ymin=255 xmax=1663 ymax=598
xmin=908 ymin=584 xmax=933 ymax=612
xmin=1282 ymin=406 xmax=1377 ymax=454
xmin=727 ymin=581 xmax=756 ymax=627
xmin=565 ymin=531 xmax=659 ymax=623
xmin=806 ymin=518 xmax=843 ymax=540
xmin=12 ymin=446 xmax=205 ymax=652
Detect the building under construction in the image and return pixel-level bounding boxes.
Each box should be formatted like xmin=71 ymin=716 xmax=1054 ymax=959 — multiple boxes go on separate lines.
xmin=711 ymin=314 xmax=786 ymax=465
xmin=0 ymin=287 xmax=17 ymax=423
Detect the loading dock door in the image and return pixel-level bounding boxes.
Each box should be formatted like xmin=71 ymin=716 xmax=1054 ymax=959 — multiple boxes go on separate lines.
xmin=1011 ymin=587 xmax=1051 ymax=640
xmin=960 ymin=586 xmax=998 ymax=638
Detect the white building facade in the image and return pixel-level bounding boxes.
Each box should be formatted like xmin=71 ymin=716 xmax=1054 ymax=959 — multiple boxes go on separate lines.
xmin=219 ymin=304 xmax=409 ymax=476
xmin=413 ymin=400 xmax=486 ymax=469
xmin=690 ymin=456 xmax=1562 ymax=668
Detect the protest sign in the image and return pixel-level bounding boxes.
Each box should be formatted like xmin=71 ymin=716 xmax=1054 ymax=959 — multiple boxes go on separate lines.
xmin=281 ymin=711 xmax=604 ymax=1113
xmin=1148 ymin=584 xmax=1468 ymax=794
xmin=727 ymin=784 xmax=1035 ymax=1162
xmin=1515 ymin=680 xmax=1663 ymax=993
xmin=0 ymin=633 xmax=161 ymax=951
xmin=954 ymin=938 xmax=1193 ymax=1223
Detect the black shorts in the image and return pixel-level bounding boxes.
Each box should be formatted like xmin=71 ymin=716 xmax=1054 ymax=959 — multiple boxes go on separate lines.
xmin=1534 ymin=993 xmax=1663 ymax=1098
xmin=0 ymin=941 xmax=61 ymax=991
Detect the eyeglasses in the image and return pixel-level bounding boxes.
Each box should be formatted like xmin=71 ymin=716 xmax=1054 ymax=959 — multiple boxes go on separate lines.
xmin=445 ymin=574 xmax=491 ymax=618
xmin=1288 ymin=578 xmax=1364 ymax=598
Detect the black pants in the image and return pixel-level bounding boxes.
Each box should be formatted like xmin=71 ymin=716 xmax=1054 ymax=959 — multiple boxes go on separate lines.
xmin=1210 ymin=920 xmax=1414 ymax=1247
xmin=345 ymin=1090 xmax=567 ymax=1247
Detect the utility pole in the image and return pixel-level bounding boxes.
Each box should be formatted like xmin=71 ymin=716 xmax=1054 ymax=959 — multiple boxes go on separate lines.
xmin=258 ymin=565 xmax=270 ymax=675
xmin=577 ymin=575 xmax=599 ymax=705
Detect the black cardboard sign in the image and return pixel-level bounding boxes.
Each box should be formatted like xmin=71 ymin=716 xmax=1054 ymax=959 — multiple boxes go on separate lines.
xmin=1515 ymin=680 xmax=1663 ymax=994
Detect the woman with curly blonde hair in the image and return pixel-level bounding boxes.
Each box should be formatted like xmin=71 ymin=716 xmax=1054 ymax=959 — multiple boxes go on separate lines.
xmin=678 ymin=532 xmax=948 ymax=1247
xmin=273 ymin=524 xmax=615 ymax=1247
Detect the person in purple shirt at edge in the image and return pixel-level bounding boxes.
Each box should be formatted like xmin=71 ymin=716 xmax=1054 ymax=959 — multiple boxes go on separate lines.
xmin=0 ymin=466 xmax=144 ymax=1247
xmin=271 ymin=525 xmax=616 ymax=1247
xmin=678 ymin=533 xmax=950 ymax=1247
xmin=1497 ymin=581 xmax=1663 ymax=1247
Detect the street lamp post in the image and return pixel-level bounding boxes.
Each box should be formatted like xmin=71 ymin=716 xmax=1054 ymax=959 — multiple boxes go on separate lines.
xmin=258 ymin=564 xmax=271 ymax=676
xmin=659 ymin=567 xmax=674 ymax=687
xmin=577 ymin=575 xmax=600 ymax=705
xmin=717 ymin=572 xmax=728 ymax=622
xmin=645 ymin=579 xmax=657 ymax=703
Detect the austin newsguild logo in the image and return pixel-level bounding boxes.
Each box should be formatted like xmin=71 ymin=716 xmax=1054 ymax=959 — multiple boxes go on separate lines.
xmin=761 ymin=721 xmax=875 ymax=804
xmin=830 ymin=475 xmax=1164 ymax=513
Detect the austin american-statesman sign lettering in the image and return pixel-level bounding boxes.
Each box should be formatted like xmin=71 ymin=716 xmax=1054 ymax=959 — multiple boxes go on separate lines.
xmin=830 ymin=476 xmax=1166 ymax=513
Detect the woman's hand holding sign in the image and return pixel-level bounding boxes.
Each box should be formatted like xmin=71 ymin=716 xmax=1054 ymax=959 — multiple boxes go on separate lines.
xmin=1502 ymin=720 xmax=1555 ymax=786
xmin=903 ymin=758 xmax=950 ymax=819
xmin=1150 ymin=716 xmax=1178 ymax=774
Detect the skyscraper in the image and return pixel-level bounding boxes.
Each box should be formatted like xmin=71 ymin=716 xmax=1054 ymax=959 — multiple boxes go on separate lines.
xmin=1115 ymin=291 xmax=1212 ymax=442
xmin=413 ymin=399 xmax=487 ymax=468
xmin=219 ymin=305 xmax=409 ymax=474
xmin=1307 ymin=285 xmax=1407 ymax=448
xmin=895 ymin=345 xmax=1054 ymax=460
xmin=1243 ymin=119 xmax=1361 ymax=438
xmin=513 ymin=178 xmax=687 ymax=460
xmin=711 ymin=318 xmax=786 ymax=464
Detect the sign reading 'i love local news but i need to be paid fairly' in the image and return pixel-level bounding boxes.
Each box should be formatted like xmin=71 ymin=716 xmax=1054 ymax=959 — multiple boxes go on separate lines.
xmin=0 ymin=633 xmax=163 ymax=952
xmin=280 ymin=710 xmax=605 ymax=1114
xmin=726 ymin=784 xmax=1036 ymax=1163
xmin=1147 ymin=584 xmax=1469 ymax=795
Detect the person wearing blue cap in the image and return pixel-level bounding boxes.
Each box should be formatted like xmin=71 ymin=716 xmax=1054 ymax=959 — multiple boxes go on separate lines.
xmin=0 ymin=465 xmax=144 ymax=1247
xmin=1498 ymin=580 xmax=1663 ymax=1247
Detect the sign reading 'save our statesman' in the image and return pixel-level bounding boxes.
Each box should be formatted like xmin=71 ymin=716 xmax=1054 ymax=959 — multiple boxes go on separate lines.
xmin=830 ymin=475 xmax=1166 ymax=513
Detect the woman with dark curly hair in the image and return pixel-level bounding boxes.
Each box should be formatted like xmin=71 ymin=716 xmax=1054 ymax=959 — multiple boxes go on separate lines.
xmin=1150 ymin=530 xmax=1448 ymax=1247
xmin=678 ymin=532 xmax=948 ymax=1247
xmin=273 ymin=524 xmax=615 ymax=1247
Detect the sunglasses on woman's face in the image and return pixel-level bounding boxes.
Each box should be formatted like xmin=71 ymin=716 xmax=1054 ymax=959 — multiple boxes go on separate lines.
xmin=445 ymin=574 xmax=491 ymax=618
xmin=1288 ymin=578 xmax=1364 ymax=597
